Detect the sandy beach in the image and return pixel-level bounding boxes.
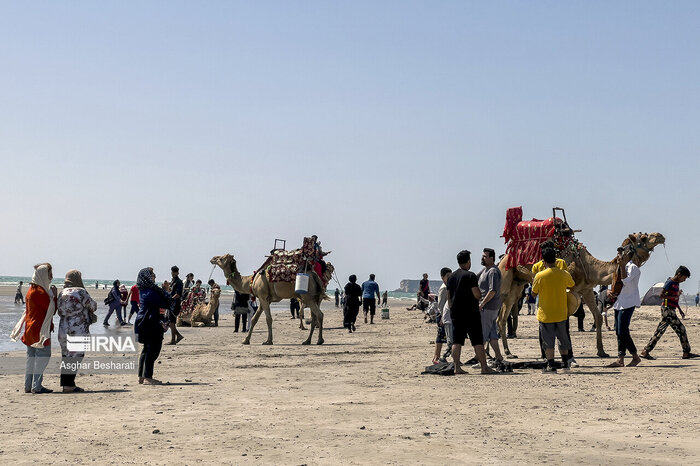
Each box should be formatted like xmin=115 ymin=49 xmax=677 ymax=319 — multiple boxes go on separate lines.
xmin=0 ymin=284 xmax=699 ymax=464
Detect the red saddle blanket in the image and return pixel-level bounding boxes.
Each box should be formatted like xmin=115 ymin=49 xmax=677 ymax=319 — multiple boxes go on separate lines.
xmin=504 ymin=217 xmax=561 ymax=269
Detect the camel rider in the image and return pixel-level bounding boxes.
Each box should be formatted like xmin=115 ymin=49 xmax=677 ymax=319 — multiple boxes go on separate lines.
xmin=310 ymin=235 xmax=330 ymax=282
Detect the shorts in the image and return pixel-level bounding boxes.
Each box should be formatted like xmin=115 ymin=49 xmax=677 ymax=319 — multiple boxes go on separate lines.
xmin=481 ymin=308 xmax=500 ymax=342
xmin=363 ymin=298 xmax=376 ymax=316
xmin=451 ymin=310 xmax=483 ymax=347
xmin=168 ymin=301 xmax=181 ymax=323
xmin=436 ymin=325 xmax=447 ymax=344
xmin=539 ymin=321 xmax=571 ymax=350
xmin=130 ymin=301 xmax=139 ymax=314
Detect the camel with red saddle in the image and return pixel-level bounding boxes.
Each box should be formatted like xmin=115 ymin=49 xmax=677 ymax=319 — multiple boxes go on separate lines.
xmin=496 ymin=208 xmax=664 ymax=357
xmin=211 ymin=253 xmax=329 ymax=345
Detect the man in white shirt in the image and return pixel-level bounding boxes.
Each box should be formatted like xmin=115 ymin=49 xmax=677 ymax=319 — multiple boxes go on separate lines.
xmin=607 ymin=248 xmax=642 ymax=368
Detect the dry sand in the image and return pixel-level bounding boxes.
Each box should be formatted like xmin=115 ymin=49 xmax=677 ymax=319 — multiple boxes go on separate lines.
xmin=1 ymin=285 xmax=700 ymax=464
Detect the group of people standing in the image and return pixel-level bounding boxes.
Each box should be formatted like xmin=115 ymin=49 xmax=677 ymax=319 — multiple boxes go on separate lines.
xmin=431 ymin=249 xmax=503 ymax=374
xmin=431 ymin=243 xmax=698 ymax=374
xmin=10 ymin=262 xmax=226 ymax=393
xmin=342 ymin=274 xmax=381 ymax=332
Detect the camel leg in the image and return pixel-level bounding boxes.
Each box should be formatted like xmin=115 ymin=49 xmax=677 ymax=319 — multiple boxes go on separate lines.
xmin=581 ymin=288 xmax=608 ymax=357
xmin=299 ymin=306 xmax=306 ymax=330
xmin=243 ymin=304 xmax=266 ymax=345
xmin=511 ymin=302 xmax=519 ymax=336
xmin=497 ymin=302 xmax=511 ymax=356
xmin=302 ymin=308 xmax=316 ymax=345
xmin=498 ymin=284 xmax=524 ymax=358
xmin=315 ymin=307 xmax=324 ymax=345
xmin=262 ymin=304 xmax=274 ymax=345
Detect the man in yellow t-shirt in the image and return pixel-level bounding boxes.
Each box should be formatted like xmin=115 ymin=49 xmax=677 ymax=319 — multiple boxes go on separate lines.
xmin=531 ymin=257 xmax=567 ymax=275
xmin=532 ymin=248 xmax=575 ymax=373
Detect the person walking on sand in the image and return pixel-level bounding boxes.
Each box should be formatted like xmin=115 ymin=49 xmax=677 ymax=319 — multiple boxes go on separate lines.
xmin=166 ymin=266 xmax=184 ymax=345
xmin=477 ymin=248 xmax=504 ymax=365
xmin=361 ymin=274 xmax=381 ymax=324
xmin=134 ymin=267 xmax=171 ymax=385
xmin=447 ymin=250 xmax=493 ymax=375
xmin=382 ymin=290 xmax=388 ymax=307
xmin=343 ymin=275 xmax=362 ymax=332
xmin=103 ymin=280 xmax=125 ymax=326
xmin=11 ymin=263 xmax=57 ymax=394
xmin=433 ymin=267 xmax=452 ymax=364
xmin=290 ymin=298 xmax=300 ymax=319
xmin=232 ymin=289 xmax=250 ymax=333
xmin=15 ymin=280 xmax=25 ymax=304
xmin=640 ymin=266 xmax=699 ymax=360
xmin=695 ymin=293 xmax=699 ymax=307
xmin=606 ymin=249 xmax=642 ymax=368
xmin=126 ymin=283 xmax=139 ymax=323
xmin=57 ymin=269 xmax=96 ymax=393
xmin=532 ymin=248 xmax=575 ymax=373
xmin=334 ymin=288 xmax=340 ymax=308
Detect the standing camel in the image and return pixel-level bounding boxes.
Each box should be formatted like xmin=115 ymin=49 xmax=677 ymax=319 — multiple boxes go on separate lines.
xmin=496 ymin=232 xmax=665 ymax=358
xmin=211 ymin=254 xmax=327 ymax=345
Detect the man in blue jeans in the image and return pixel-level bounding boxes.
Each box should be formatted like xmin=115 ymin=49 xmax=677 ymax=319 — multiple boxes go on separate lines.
xmin=607 ymin=248 xmax=642 ymax=367
xmin=361 ymin=274 xmax=381 ymax=324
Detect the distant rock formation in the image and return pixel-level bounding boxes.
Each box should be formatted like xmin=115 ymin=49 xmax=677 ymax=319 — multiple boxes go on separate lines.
xmin=394 ymin=279 xmax=443 ymax=293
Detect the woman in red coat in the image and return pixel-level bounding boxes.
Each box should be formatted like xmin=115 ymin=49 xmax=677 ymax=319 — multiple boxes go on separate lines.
xmin=11 ymin=263 xmax=57 ymax=394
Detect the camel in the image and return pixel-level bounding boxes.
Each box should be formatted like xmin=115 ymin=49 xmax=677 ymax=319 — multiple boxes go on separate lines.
xmin=177 ymin=287 xmax=221 ymax=327
xmin=211 ymin=254 xmax=327 ymax=345
xmin=496 ymin=232 xmax=665 ymax=358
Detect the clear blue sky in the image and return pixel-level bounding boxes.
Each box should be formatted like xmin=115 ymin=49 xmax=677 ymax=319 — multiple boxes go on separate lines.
xmin=1 ymin=1 xmax=699 ymax=294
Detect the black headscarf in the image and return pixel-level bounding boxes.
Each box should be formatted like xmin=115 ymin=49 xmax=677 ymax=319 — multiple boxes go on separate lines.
xmin=137 ymin=268 xmax=156 ymax=289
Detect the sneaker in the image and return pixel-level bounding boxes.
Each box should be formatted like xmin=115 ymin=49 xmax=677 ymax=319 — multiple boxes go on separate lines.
xmin=103 ymin=323 xmax=110 ymax=327
xmin=569 ymin=358 xmax=580 ymax=368
xmin=542 ymin=366 xmax=557 ymax=374
xmin=31 ymin=387 xmax=54 ymax=394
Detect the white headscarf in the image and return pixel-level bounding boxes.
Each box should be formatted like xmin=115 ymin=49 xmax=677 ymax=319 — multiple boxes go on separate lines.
xmin=10 ymin=264 xmax=56 ymax=347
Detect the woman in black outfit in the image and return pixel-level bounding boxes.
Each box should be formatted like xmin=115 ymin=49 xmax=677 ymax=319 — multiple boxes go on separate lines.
xmin=134 ymin=267 xmax=171 ymax=385
xmin=343 ymin=275 xmax=362 ymax=333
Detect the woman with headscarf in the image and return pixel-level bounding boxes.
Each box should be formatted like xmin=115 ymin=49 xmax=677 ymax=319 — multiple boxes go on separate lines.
xmin=10 ymin=263 xmax=57 ymax=394
xmin=103 ymin=280 xmax=126 ymax=326
xmin=57 ymin=269 xmax=97 ymax=392
xmin=134 ymin=267 xmax=172 ymax=385
xmin=343 ymin=275 xmax=362 ymax=333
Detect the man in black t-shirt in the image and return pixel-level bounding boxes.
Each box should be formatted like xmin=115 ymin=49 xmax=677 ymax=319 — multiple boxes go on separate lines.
xmin=447 ymin=250 xmax=493 ymax=374
xmin=167 ymin=266 xmax=185 ymax=345
xmin=419 ymin=274 xmax=430 ymax=299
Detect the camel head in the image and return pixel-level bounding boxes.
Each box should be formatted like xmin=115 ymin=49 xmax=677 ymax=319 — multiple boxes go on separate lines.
xmin=211 ymin=287 xmax=221 ymax=299
xmin=621 ymin=232 xmax=665 ymax=266
xmin=210 ymin=254 xmax=238 ymax=275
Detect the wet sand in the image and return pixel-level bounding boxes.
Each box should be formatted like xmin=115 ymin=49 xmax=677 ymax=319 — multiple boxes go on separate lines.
xmin=1 ymin=286 xmax=699 ymax=464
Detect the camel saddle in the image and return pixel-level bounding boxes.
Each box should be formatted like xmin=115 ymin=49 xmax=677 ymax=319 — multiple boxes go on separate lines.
xmin=502 ymin=207 xmax=574 ymax=269
xmin=259 ymin=237 xmax=334 ymax=287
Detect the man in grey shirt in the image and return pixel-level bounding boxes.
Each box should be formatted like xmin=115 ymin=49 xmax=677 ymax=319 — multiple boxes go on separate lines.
xmin=477 ymin=248 xmax=504 ymax=363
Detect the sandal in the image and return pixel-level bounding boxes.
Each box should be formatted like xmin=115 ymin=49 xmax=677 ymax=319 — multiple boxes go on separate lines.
xmin=640 ymin=353 xmax=656 ymax=360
